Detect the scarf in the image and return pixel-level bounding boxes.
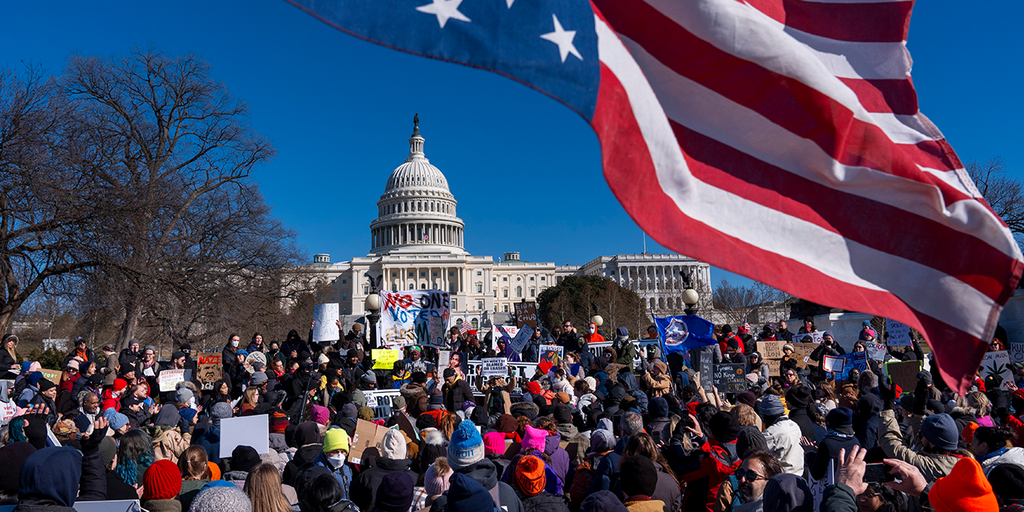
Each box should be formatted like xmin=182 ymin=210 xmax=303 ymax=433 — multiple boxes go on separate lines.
xmin=826 ymin=429 xmax=855 ymax=439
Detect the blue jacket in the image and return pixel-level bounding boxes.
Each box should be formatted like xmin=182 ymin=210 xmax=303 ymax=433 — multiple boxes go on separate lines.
xmin=195 ymin=425 xmax=222 ymax=465
xmin=313 ymin=451 xmax=353 ymax=501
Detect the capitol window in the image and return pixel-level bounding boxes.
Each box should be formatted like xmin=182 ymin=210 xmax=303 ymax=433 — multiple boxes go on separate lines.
xmin=471 ymin=318 xmax=479 ymax=329
xmin=503 ymin=289 xmax=508 ymax=298
xmin=342 ymin=292 xmax=347 ymax=300
xmin=409 ymin=284 xmax=414 ymax=290
xmin=392 ymin=285 xmax=397 ymax=291
xmin=516 ymin=286 xmax=522 ymax=298
xmin=432 ymin=272 xmax=437 ymax=277
xmin=421 ymin=283 xmax=426 ymax=289
xmin=503 ymin=277 xmax=507 ymax=281
xmin=531 ymin=288 xmax=536 ymax=297
xmin=477 ymin=271 xmax=482 ymax=276
xmin=477 ymin=283 xmax=482 ymax=293
xmin=420 ymin=272 xmax=426 ymax=277
xmin=530 ymin=277 xmax=534 ymax=281
xmin=477 ymin=301 xmax=483 ymax=310
xmin=503 ymin=305 xmax=509 ymax=312
xmin=409 ymin=271 xmax=414 ymax=277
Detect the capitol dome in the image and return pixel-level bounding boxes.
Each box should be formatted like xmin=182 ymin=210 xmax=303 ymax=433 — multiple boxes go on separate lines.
xmin=369 ymin=115 xmax=466 ymax=256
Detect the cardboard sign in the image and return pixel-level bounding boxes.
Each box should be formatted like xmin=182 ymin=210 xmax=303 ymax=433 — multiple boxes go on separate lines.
xmin=372 ymin=349 xmax=402 ymax=370
xmin=220 ymin=415 xmax=270 ymax=458
xmin=196 ymin=352 xmax=223 ymax=389
xmin=312 ymin=303 xmax=340 ymax=342
xmin=765 ymin=358 xmax=782 ymax=377
xmin=38 ymin=369 xmax=62 ymax=385
xmin=822 ymin=355 xmax=845 ymax=374
xmin=379 ymin=290 xmax=450 ymax=349
xmin=981 ymin=350 xmax=1013 ymax=389
xmin=866 ymin=342 xmax=887 ymax=361
xmin=481 ymin=357 xmax=509 ymax=378
xmin=158 ymin=369 xmax=186 ymax=392
xmin=514 ymin=302 xmax=538 ymax=329
xmin=886 ymin=319 xmax=912 ymax=347
xmin=792 ymin=343 xmax=818 ymax=368
xmin=885 ymin=360 xmax=922 ymax=391
xmin=349 ymin=419 xmax=388 ymax=465
xmin=713 ymin=363 xmax=747 ymax=393
xmin=539 ymin=345 xmax=563 ymax=367
xmin=509 ymin=324 xmax=534 ymax=353
xmin=757 ymin=341 xmax=784 ymax=359
xmin=699 ymin=350 xmax=713 ymax=391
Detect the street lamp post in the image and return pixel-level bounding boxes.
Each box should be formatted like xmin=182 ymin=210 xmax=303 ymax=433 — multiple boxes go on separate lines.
xmin=680 ymin=269 xmax=699 ymax=315
xmin=590 ymin=303 xmax=603 ymax=329
xmin=364 ymin=272 xmax=383 ymax=349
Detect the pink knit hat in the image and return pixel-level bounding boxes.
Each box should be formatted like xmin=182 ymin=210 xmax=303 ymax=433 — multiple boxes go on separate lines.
xmin=483 ymin=431 xmax=506 ymax=455
xmin=310 ymin=405 xmax=330 ymax=425
xmin=424 ymin=461 xmax=453 ymax=496
xmin=521 ymin=425 xmax=548 ymax=452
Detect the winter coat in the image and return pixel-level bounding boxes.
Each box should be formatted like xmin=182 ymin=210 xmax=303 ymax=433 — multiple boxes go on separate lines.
xmin=555 ymin=423 xmax=591 ymax=467
xmin=808 ymin=434 xmax=859 ymax=481
xmin=787 ymin=408 xmax=816 ymax=440
xmin=611 ymin=462 xmax=680 ymax=512
xmin=625 ymin=499 xmax=667 ymax=512
xmin=763 ymin=417 xmax=804 ymax=475
xmin=195 ymin=425 xmax=223 ymax=465
xmin=442 ymin=376 xmax=474 ymax=413
xmin=430 ymin=459 xmax=524 ymax=512
xmin=522 ymin=492 xmax=570 ymax=512
xmin=645 ymin=417 xmax=673 ymax=445
xmin=141 ymin=499 xmax=181 ymax=512
xmin=639 ymin=372 xmax=672 ymax=398
xmin=284 ymin=443 xmax=324 ymax=487
xmin=613 ymin=336 xmax=637 ymax=366
xmin=677 ymin=439 xmax=739 ymax=512
xmin=178 ymin=479 xmax=209 ymax=511
xmin=0 ymin=350 xmax=19 ymax=379
xmin=878 ymin=409 xmax=958 ymax=482
xmin=350 ymin=457 xmax=418 ymax=510
xmin=313 ymin=451 xmax=355 ymax=501
xmin=979 ymin=446 xmax=1024 ymax=475
xmin=820 ymin=482 xmax=858 ymax=512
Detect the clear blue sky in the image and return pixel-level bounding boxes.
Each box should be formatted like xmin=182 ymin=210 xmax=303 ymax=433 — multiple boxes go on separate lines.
xmin=2 ymin=2 xmax=1020 ymax=292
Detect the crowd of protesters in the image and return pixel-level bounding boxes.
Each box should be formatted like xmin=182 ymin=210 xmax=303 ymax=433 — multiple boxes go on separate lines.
xmin=0 ymin=315 xmax=1022 ymax=512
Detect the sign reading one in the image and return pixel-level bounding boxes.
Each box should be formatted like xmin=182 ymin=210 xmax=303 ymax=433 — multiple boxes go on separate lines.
xmin=379 ymin=290 xmax=450 ymax=349
xmin=514 ymin=302 xmax=538 ymax=329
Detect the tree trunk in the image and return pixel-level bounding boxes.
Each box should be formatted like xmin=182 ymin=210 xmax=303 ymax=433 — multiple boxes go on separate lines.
xmin=0 ymin=309 xmax=12 ymax=336
xmin=119 ymin=302 xmax=144 ymax=351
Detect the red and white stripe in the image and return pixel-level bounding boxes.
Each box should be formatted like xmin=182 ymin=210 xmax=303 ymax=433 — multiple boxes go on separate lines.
xmin=589 ymin=0 xmax=1023 ymax=392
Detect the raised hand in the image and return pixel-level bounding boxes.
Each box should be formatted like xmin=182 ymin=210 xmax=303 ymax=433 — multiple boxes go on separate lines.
xmin=837 ymin=447 xmax=869 ymax=496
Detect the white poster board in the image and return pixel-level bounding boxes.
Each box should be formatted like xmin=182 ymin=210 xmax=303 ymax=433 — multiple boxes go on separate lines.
xmin=428 ymin=315 xmax=445 ymax=348
xmin=438 ymin=350 xmax=451 ymax=369
xmin=244 ymin=351 xmax=267 ymax=374
xmin=886 ymin=319 xmax=912 ymax=347
xmin=981 ymin=350 xmax=1013 ymax=389
xmin=481 ymin=357 xmax=509 ymax=378
xmin=865 ymin=342 xmax=887 ymax=361
xmin=509 ymin=324 xmax=534 ymax=353
xmin=823 ymin=355 xmax=845 ymax=373
xmin=793 ymin=331 xmax=825 ymax=344
xmin=158 ymin=369 xmax=186 ymax=392
xmin=220 ymin=414 xmax=270 ymax=458
xmin=379 ymin=290 xmax=450 ymax=349
xmin=313 ymin=303 xmax=341 ymax=342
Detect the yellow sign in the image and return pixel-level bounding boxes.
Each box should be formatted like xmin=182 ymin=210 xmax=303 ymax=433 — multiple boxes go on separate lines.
xmin=372 ymin=349 xmax=402 ymax=370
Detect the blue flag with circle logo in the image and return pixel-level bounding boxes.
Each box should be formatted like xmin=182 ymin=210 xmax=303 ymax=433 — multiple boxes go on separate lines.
xmin=654 ymin=315 xmax=718 ymax=357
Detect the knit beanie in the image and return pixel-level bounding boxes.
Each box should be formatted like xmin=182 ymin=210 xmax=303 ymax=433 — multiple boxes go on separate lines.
xmin=735 ymin=426 xmax=769 ymax=460
xmin=0 ymin=442 xmax=36 ymax=493
xmin=588 ymin=429 xmax=615 ymax=455
xmin=763 ymin=473 xmax=812 ymax=512
xmin=104 ymin=410 xmax=129 ymax=431
xmin=341 ymin=403 xmax=359 ymax=419
xmin=113 ymin=378 xmax=128 ymax=392
xmin=515 ymin=455 xmax=546 ymax=497
xmin=323 ymin=428 xmax=350 ymax=454
xmin=381 ymin=428 xmax=407 ymax=460
xmin=619 ymin=455 xmax=657 ymax=497
xmin=987 ymin=462 xmax=1024 ymax=500
xmin=175 ymin=387 xmax=194 ymax=405
xmin=310 ymin=405 xmax=330 ymax=425
xmin=190 ymin=485 xmax=253 ymax=512
xmin=759 ymin=395 xmax=785 ymax=416
xmin=424 ymin=460 xmax=453 ymax=496
xmin=448 ymin=420 xmax=485 ymax=469
xmin=708 ymin=411 xmax=740 ymax=443
xmin=495 ymin=414 xmax=516 ymax=434
xmin=649 ymin=397 xmax=669 ymax=418
xmin=375 ymin=471 xmax=414 ymax=512
xmin=143 ymin=459 xmax=182 ymax=500
xmin=37 ymin=379 xmax=55 ymax=392
xmin=826 ymin=407 xmax=855 ymax=435
xmin=483 ymin=431 xmax=507 ymax=455
xmin=210 ymin=402 xmax=233 ymax=427
xmin=447 ymin=473 xmax=494 ymax=512
xmin=785 ymin=386 xmax=812 ymax=408
xmin=580 ymin=490 xmax=629 ymax=512
xmin=358 ymin=407 xmax=376 ymax=421
xmin=929 ymin=458 xmax=998 ymax=512
xmin=98 ymin=438 xmax=117 ymax=469
xmin=920 ymin=413 xmax=959 ymax=451
xmin=521 ymin=425 xmax=548 ymax=452
xmin=736 ymin=392 xmax=756 ymax=409
xmin=231 ymin=445 xmax=261 ymax=474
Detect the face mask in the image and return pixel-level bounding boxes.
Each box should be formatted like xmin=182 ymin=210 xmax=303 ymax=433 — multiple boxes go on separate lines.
xmin=231 ymin=340 xmax=239 ymax=347
xmin=328 ymin=453 xmax=346 ymax=468
xmin=588 ymin=328 xmax=596 ymax=334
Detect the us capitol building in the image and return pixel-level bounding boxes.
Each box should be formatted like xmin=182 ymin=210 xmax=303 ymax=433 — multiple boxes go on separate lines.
xmin=306 ymin=117 xmax=711 ymax=331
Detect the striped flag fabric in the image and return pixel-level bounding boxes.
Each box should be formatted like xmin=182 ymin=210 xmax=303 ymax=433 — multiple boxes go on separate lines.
xmin=458 ymin=320 xmax=470 ymax=335
xmin=285 ymin=0 xmax=1023 ymax=392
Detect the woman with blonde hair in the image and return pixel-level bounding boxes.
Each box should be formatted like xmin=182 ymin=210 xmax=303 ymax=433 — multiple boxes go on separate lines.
xmin=244 ymin=463 xmax=295 ymax=512
xmin=239 ymin=386 xmax=260 ymax=416
xmin=967 ymin=391 xmax=994 ymax=427
xmin=177 ymin=445 xmax=212 ymax=511
xmin=620 ymin=433 xmax=680 ymax=511
xmin=0 ymin=334 xmax=19 ymax=379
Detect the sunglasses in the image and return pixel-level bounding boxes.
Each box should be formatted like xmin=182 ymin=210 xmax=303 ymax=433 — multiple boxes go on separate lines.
xmin=734 ymin=469 xmax=765 ymax=482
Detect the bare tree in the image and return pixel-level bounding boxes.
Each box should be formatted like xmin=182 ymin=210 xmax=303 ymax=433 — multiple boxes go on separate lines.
xmin=967 ymin=158 xmax=1024 ymax=248
xmin=712 ymin=278 xmax=791 ymax=327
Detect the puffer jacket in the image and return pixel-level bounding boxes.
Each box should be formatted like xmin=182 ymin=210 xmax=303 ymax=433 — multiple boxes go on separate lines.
xmin=877 ymin=409 xmax=958 ymax=482
xmin=762 ymin=417 xmax=804 ymax=476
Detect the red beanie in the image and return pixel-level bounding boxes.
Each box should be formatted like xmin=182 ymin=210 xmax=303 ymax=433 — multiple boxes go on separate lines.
xmin=929 ymin=458 xmax=998 ymax=512
xmin=142 ymin=460 xmax=182 ymax=500
xmin=113 ymin=379 xmax=128 ymax=392
xmin=514 ymin=455 xmax=546 ymax=496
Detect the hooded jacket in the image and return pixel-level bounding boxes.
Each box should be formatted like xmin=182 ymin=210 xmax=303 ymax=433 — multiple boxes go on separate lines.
xmin=430 ymin=459 xmax=524 ymax=512
xmin=763 ymin=417 xmax=804 ymax=476
xmin=14 ymin=447 xmax=85 ymax=512
xmin=350 ymin=457 xmax=418 ymax=510
xmin=877 ymin=409 xmax=958 ymax=482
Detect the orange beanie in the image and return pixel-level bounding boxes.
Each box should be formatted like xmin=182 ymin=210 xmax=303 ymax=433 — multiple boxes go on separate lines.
xmin=514 ymin=455 xmax=546 ymax=497
xmin=961 ymin=422 xmax=980 ymax=444
xmin=207 ymin=461 xmax=221 ymax=481
xmin=929 ymin=458 xmax=998 ymax=512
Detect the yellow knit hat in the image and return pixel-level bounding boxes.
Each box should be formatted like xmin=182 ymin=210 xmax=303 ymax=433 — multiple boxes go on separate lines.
xmin=323 ymin=428 xmax=350 ymax=454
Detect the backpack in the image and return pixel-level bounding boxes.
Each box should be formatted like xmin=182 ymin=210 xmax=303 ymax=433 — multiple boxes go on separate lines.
xmin=567 ymin=460 xmax=596 ymax=512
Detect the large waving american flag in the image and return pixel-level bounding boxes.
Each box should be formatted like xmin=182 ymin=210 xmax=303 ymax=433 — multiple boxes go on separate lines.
xmin=286 ymin=0 xmax=1023 ymax=392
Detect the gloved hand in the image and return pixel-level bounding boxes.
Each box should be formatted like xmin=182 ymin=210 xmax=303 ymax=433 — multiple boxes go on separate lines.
xmin=878 ymin=376 xmax=896 ymax=411
xmin=913 ymin=377 xmax=929 ymax=416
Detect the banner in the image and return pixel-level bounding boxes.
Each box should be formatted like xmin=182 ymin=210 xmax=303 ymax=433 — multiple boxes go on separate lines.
xmin=886 ymin=319 xmax=913 ymax=347
xmin=379 ymin=290 xmax=450 ymax=349
xmin=654 ymin=315 xmax=717 ymax=357
xmin=158 ymin=369 xmax=186 ymax=392
xmin=372 ymin=349 xmax=402 ymax=370
xmin=312 ymin=303 xmax=340 ymax=342
xmin=981 ymin=350 xmax=1013 ymax=389
xmin=509 ymin=324 xmax=534 ymax=353
xmin=481 ymin=357 xmax=509 ymax=378
xmin=514 ymin=301 xmax=538 ymax=329
xmin=196 ymin=352 xmax=222 ymax=390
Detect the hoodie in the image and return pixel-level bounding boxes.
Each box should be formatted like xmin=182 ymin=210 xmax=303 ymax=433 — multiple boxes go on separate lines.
xmin=15 ymin=447 xmax=82 ymax=512
xmin=430 ymin=459 xmax=524 ymax=512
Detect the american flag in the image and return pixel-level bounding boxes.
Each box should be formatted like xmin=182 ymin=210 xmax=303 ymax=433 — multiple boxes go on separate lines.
xmin=458 ymin=321 xmax=470 ymax=335
xmin=285 ymin=0 xmax=1023 ymax=392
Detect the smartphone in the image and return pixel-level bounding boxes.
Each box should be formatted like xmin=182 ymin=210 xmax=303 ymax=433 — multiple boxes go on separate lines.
xmin=864 ymin=463 xmax=895 ymax=483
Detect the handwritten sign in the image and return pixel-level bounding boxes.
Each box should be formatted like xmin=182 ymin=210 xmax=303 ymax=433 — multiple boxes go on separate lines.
xmin=1010 ymin=341 xmax=1024 ymax=364
xmin=514 ymin=302 xmax=538 ymax=329
xmin=438 ymin=350 xmax=450 ymax=369
xmin=38 ymin=369 xmax=62 ymax=385
xmin=792 ymin=343 xmax=818 ymax=368
xmin=379 ymin=290 xmax=450 ymax=349
xmin=886 ymin=319 xmax=912 ymax=347
xmin=699 ymin=350 xmax=713 ymax=391
xmin=757 ymin=341 xmax=784 ymax=359
xmin=866 ymin=342 xmax=887 ymax=361
xmin=312 ymin=303 xmax=340 ymax=342
xmin=158 ymin=369 xmax=186 ymax=392
xmin=981 ymin=350 xmax=1013 ymax=389
xmin=196 ymin=352 xmax=222 ymax=390
xmin=349 ymin=419 xmax=388 ymax=465
xmin=713 ymin=363 xmax=747 ymax=393
xmin=793 ymin=331 xmax=825 ymax=344
xmin=509 ymin=324 xmax=534 ymax=353
xmin=823 ymin=355 xmax=845 ymax=374
xmin=885 ymin=360 xmax=922 ymax=391
xmin=428 ymin=315 xmax=445 ymax=348
xmin=765 ymin=358 xmax=782 ymax=377
xmin=372 ymin=349 xmax=402 ymax=370
xmin=481 ymin=357 xmax=509 ymax=378
xmin=539 ymin=345 xmax=563 ymax=367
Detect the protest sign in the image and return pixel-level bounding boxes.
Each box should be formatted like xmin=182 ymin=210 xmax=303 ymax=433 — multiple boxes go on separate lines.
xmin=509 ymin=324 xmax=533 ymax=353
xmin=220 ymin=415 xmax=269 ymax=458
xmin=866 ymin=342 xmax=887 ymax=361
xmin=481 ymin=357 xmax=509 ymax=378
xmin=379 ymin=290 xmax=450 ymax=349
xmin=438 ymin=350 xmax=450 ymax=369
xmin=757 ymin=341 xmax=784 ymax=360
xmin=793 ymin=331 xmax=824 ymax=344
xmin=349 ymin=419 xmax=388 ymax=464
xmin=713 ymin=363 xmax=747 ymax=393
xmin=494 ymin=325 xmax=519 ymax=350
xmin=698 ymin=350 xmax=713 ymax=391
xmin=807 ymin=460 xmax=835 ymax=511
xmin=244 ymin=351 xmax=267 ymax=374
xmin=765 ymin=358 xmax=782 ymax=377
xmin=1011 ymin=340 xmax=1024 ymax=364
xmin=836 ymin=352 xmax=868 ymax=380
xmin=886 ymin=319 xmax=912 ymax=347
xmin=428 ymin=315 xmax=445 ymax=348
xmin=539 ymin=345 xmax=563 ymax=367
xmin=981 ymin=350 xmax=1013 ymax=389
xmin=372 ymin=349 xmax=402 ymax=370
xmin=312 ymin=303 xmax=340 ymax=342
xmin=514 ymin=301 xmax=538 ymax=329
xmin=196 ymin=352 xmax=222 ymax=390
xmin=822 ymin=356 xmax=845 ymax=374
xmin=158 ymin=369 xmax=186 ymax=392
xmin=885 ymin=360 xmax=922 ymax=391
xmin=38 ymin=369 xmax=61 ymax=384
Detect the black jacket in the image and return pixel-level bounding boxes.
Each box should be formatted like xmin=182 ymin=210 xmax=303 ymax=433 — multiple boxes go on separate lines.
xmin=430 ymin=459 xmax=524 ymax=512
xmin=807 ymin=434 xmax=860 ymax=481
xmin=443 ymin=377 xmax=474 ymax=413
xmin=350 ymin=457 xmax=418 ymax=510
xmin=521 ymin=492 xmax=570 ymax=512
